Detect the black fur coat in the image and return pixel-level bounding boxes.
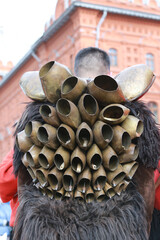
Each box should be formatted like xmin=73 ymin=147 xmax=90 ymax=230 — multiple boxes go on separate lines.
xmin=13 ymin=100 xmax=160 ymax=240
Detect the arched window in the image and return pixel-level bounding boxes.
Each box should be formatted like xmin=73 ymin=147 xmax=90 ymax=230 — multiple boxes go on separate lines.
xmin=146 ymin=53 xmax=154 ymax=71
xmin=108 ymin=48 xmax=118 ymax=67
xmin=147 ymin=102 xmax=158 ymax=123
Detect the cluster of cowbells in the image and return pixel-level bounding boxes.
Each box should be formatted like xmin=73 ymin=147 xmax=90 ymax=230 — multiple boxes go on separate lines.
xmin=16 ymin=61 xmax=146 ymax=202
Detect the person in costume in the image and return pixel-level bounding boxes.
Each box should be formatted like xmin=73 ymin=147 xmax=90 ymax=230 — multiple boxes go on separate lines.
xmin=0 ymin=47 xmax=111 ymax=230
xmin=2 ymin=47 xmax=160 ymax=240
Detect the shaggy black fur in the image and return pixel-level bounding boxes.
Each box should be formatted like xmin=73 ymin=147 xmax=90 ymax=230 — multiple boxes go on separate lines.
xmin=124 ymin=101 xmax=160 ymax=169
xmin=13 ymin=101 xmax=55 ymax=176
xmin=13 ymin=100 xmax=160 ymax=175
xmin=12 ymin=100 xmax=159 ymax=240
xmin=13 ymin=183 xmax=148 ymax=240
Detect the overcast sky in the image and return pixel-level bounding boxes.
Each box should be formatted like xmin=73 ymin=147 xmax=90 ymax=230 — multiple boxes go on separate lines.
xmin=0 ymin=0 xmax=58 ymax=65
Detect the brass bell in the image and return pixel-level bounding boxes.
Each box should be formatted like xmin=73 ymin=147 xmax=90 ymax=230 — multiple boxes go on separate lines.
xmin=48 ymin=167 xmax=63 ymax=191
xmin=106 ymin=164 xmax=126 ymax=187
xmin=93 ymin=121 xmax=113 ymax=149
xmin=92 ymin=165 xmax=107 ymax=191
xmin=77 ymin=167 xmax=91 ymax=193
xmin=74 ymin=189 xmax=84 ymax=201
xmin=76 ymin=122 xmax=93 ymax=150
xmin=110 ymin=125 xmax=131 ymax=154
xmin=115 ymin=64 xmax=155 ymax=101
xmin=54 ymin=187 xmax=65 ymax=200
xmin=122 ymin=161 xmax=139 ymax=180
xmin=99 ymin=104 xmax=130 ymax=125
xmin=94 ymin=189 xmax=106 ymax=202
xmin=119 ymin=144 xmax=139 ymax=163
xmin=39 ymin=61 xmax=72 ymax=103
xmin=85 ymin=186 xmax=95 ymax=203
xmin=102 ymin=145 xmax=119 ymax=171
xmin=20 ymin=71 xmax=46 ymax=101
xmin=54 ymin=146 xmax=70 ymax=170
xmin=71 ymin=146 xmax=86 ymax=173
xmin=36 ymin=168 xmax=49 ymax=187
xmin=57 ymin=124 xmax=75 ymax=150
xmin=25 ymin=121 xmax=43 ymax=147
xmin=38 ymin=146 xmax=55 ymax=169
xmin=86 ymin=144 xmax=102 ymax=170
xmin=61 ymin=76 xmax=87 ymax=102
xmin=121 ymin=115 xmax=144 ymax=139
xmin=39 ymin=104 xmax=60 ymax=127
xmin=22 ymin=153 xmax=29 ymax=168
xmin=26 ymin=145 xmax=41 ymax=167
xmin=37 ymin=124 xmax=59 ymax=150
xmin=104 ymin=182 xmax=115 ymax=198
xmin=56 ymin=98 xmax=81 ymax=129
xmin=87 ymin=75 xmax=125 ymax=105
xmin=45 ymin=187 xmax=54 ymax=199
xmin=63 ymin=166 xmax=77 ymax=192
xmin=78 ymin=93 xmax=99 ymax=126
xmin=16 ymin=130 xmax=33 ymax=152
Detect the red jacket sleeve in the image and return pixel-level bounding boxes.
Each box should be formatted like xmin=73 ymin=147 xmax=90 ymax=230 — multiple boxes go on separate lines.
xmin=0 ymin=149 xmax=18 ymax=202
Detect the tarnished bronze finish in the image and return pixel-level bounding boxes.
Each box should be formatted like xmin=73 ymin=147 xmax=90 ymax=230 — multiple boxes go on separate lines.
xmin=37 ymin=124 xmax=59 ymax=150
xmin=54 ymin=146 xmax=70 ymax=170
xmin=27 ymin=166 xmax=37 ymax=183
xmin=74 ymin=189 xmax=84 ymax=201
xmin=99 ymin=104 xmax=130 ymax=125
xmin=93 ymin=121 xmax=113 ymax=149
xmin=63 ymin=166 xmax=77 ymax=192
xmin=61 ymin=76 xmax=87 ymax=102
xmin=110 ymin=125 xmax=131 ymax=154
xmin=87 ymin=75 xmax=125 ymax=105
xmin=104 ymin=182 xmax=115 ymax=198
xmin=78 ymin=94 xmax=99 ymax=126
xmin=121 ymin=115 xmax=144 ymax=139
xmin=57 ymin=124 xmax=75 ymax=150
xmin=48 ymin=167 xmax=63 ymax=191
xmin=77 ymin=167 xmax=91 ymax=193
xmin=106 ymin=164 xmax=126 ymax=187
xmin=119 ymin=144 xmax=139 ymax=164
xmin=86 ymin=144 xmax=102 ymax=170
xmin=54 ymin=187 xmax=65 ymax=200
xmin=122 ymin=161 xmax=139 ymax=180
xmin=26 ymin=145 xmax=41 ymax=167
xmin=102 ymin=145 xmax=119 ymax=171
xmin=115 ymin=64 xmax=155 ymax=101
xmin=46 ymin=187 xmax=54 ymax=199
xmin=64 ymin=191 xmax=73 ymax=199
xmin=20 ymin=71 xmax=46 ymax=101
xmin=38 ymin=146 xmax=55 ymax=169
xmin=16 ymin=130 xmax=33 ymax=152
xmin=39 ymin=61 xmax=72 ymax=103
xmin=36 ymin=168 xmax=49 ymax=187
xmin=25 ymin=121 xmax=43 ymax=147
xmin=113 ymin=181 xmax=126 ymax=196
xmin=85 ymin=186 xmax=95 ymax=203
xmin=71 ymin=146 xmax=86 ymax=173
xmin=94 ymin=189 xmax=106 ymax=202
xmin=122 ymin=180 xmax=130 ymax=191
xmin=92 ymin=165 xmax=107 ymax=191
xmin=56 ymin=98 xmax=81 ymax=129
xmin=39 ymin=104 xmax=60 ymax=127
xmin=22 ymin=153 xmax=29 ymax=168
xmin=76 ymin=122 xmax=93 ymax=150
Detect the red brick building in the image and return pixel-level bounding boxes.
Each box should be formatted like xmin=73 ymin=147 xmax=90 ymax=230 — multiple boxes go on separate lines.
xmin=0 ymin=0 xmax=160 ymax=162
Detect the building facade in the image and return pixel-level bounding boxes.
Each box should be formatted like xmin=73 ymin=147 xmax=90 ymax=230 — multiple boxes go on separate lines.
xmin=0 ymin=0 xmax=160 ymax=162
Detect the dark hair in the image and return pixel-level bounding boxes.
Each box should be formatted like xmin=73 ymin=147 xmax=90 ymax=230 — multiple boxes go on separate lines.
xmin=74 ymin=47 xmax=110 ymax=75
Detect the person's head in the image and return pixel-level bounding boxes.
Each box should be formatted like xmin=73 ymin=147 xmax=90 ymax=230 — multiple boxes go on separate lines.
xmin=74 ymin=47 xmax=110 ymax=79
